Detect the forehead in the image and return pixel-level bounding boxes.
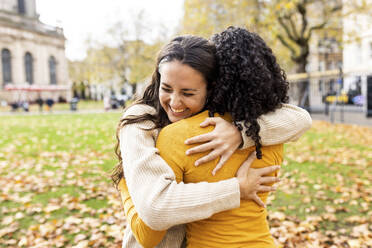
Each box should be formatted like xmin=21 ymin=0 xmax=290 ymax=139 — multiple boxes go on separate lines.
xmin=159 ymin=60 xmax=207 ymax=89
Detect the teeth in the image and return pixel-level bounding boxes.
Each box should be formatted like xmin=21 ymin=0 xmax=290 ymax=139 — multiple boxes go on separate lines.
xmin=171 ymin=107 xmax=186 ymax=113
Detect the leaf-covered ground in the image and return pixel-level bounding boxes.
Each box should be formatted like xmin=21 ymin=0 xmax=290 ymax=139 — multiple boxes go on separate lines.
xmin=0 ymin=113 xmax=371 ymax=247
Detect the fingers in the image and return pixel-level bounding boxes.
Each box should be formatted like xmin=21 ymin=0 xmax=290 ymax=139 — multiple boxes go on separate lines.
xmin=257 ymin=185 xmax=276 ymax=193
xmin=256 ymin=165 xmax=280 ymax=176
xmin=246 ymin=151 xmax=257 ymax=164
xmin=236 ymin=151 xmax=256 ymax=176
xmin=259 ymin=176 xmax=280 ymax=184
xmin=252 ymin=194 xmax=266 ymax=208
xmin=185 ymin=133 xmax=213 ymax=145
xmin=194 ymin=150 xmax=220 ymax=166
xmin=199 ymin=117 xmax=220 ymax=127
xmin=212 ymin=151 xmax=234 ymax=175
xmin=186 ymin=142 xmax=215 ymax=155
xmin=236 ymin=152 xmax=256 ymax=177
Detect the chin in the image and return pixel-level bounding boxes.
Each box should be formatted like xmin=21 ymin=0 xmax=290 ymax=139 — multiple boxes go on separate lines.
xmin=168 ymin=116 xmax=182 ymax=123
xmin=168 ymin=114 xmax=189 ymax=123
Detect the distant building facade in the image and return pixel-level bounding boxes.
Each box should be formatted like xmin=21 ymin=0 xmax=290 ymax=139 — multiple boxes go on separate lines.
xmin=343 ymin=3 xmax=372 ymax=95
xmin=0 ymin=0 xmax=69 ymax=102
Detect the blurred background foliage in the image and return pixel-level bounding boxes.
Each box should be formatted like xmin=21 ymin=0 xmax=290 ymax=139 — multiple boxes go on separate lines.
xmin=68 ymin=0 xmax=372 ymax=87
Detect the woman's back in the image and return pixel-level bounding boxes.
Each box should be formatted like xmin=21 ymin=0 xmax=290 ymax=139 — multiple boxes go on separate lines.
xmin=156 ymin=111 xmax=282 ymax=247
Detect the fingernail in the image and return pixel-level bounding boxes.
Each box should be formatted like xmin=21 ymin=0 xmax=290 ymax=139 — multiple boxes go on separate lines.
xmin=186 ymin=150 xmax=190 ymax=155
xmin=185 ymin=140 xmax=189 ymax=144
xmin=212 ymin=171 xmax=216 ymax=176
xmin=194 ymin=161 xmax=199 ymax=166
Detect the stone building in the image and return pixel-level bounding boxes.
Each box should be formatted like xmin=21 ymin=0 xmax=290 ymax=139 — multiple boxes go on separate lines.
xmin=343 ymin=0 xmax=372 ymax=112
xmin=0 ymin=0 xmax=69 ymax=102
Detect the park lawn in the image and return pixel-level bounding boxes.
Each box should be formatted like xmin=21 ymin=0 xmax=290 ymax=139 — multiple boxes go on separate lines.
xmin=0 ymin=113 xmax=371 ymax=247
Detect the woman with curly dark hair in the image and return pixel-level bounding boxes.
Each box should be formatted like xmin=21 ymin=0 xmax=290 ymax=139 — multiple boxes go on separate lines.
xmin=116 ymin=31 xmax=311 ymax=247
xmin=208 ymin=26 xmax=291 ymax=160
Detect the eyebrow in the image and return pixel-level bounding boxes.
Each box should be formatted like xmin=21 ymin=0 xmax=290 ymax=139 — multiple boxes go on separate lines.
xmin=161 ymin=83 xmax=198 ymax=92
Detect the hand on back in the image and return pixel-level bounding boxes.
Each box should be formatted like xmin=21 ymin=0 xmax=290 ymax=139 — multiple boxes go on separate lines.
xmin=185 ymin=117 xmax=242 ymax=175
xmin=236 ymin=152 xmax=280 ymax=207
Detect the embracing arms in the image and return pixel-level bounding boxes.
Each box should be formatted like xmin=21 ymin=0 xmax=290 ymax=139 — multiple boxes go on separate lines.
xmin=118 ymin=152 xmax=278 ymax=247
xmin=185 ymin=104 xmax=311 ymax=173
xmin=119 ymin=103 xmax=307 ymax=246
xmin=120 ymin=105 xmax=241 ymax=231
xmin=242 ymin=103 xmax=312 ymax=147
xmin=120 ymin=104 xmax=284 ymax=230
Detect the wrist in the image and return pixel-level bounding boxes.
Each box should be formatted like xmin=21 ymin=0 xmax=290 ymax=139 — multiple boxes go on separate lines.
xmin=236 ymin=177 xmax=244 ymax=198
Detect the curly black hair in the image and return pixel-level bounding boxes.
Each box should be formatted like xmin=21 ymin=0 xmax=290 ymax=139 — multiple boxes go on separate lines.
xmin=209 ymin=26 xmax=289 ymax=159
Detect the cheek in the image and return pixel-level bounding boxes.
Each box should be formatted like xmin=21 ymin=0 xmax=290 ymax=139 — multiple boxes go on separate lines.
xmin=189 ymin=95 xmax=207 ymax=112
xmin=159 ymin=92 xmax=168 ymax=108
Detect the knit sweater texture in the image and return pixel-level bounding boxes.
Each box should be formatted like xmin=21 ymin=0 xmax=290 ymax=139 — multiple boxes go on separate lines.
xmin=119 ymin=103 xmax=311 ymax=248
xmin=156 ymin=111 xmax=281 ymax=247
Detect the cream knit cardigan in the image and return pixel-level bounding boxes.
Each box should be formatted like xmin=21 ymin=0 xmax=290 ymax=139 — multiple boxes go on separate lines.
xmin=120 ymin=104 xmax=312 ymax=248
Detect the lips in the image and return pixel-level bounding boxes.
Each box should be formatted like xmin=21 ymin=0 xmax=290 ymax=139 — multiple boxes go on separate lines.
xmin=169 ymin=106 xmax=188 ymax=117
xmin=171 ymin=107 xmax=186 ymax=113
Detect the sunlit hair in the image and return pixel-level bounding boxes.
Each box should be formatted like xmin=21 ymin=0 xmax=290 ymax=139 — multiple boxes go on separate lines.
xmin=112 ymin=35 xmax=217 ymax=187
xmin=209 ymin=26 xmax=289 ymax=159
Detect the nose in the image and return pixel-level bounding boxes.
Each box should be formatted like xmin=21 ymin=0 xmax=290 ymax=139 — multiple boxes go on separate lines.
xmin=169 ymin=94 xmax=182 ymax=108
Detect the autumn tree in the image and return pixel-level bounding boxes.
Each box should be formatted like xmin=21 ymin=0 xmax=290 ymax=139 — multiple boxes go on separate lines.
xmin=69 ymin=9 xmax=168 ymax=95
xmin=182 ymin=0 xmax=261 ymax=37
xmin=181 ymin=0 xmax=294 ymax=70
xmin=103 ymin=10 xmax=166 ymax=93
xmin=181 ymin=0 xmax=372 ymax=106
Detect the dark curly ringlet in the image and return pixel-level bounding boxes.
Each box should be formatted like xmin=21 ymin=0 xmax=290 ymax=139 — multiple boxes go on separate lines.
xmin=112 ymin=35 xmax=217 ymax=187
xmin=209 ymin=26 xmax=289 ymax=159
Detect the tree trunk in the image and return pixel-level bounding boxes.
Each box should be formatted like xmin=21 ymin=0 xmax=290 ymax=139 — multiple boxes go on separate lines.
xmin=296 ymin=60 xmax=310 ymax=110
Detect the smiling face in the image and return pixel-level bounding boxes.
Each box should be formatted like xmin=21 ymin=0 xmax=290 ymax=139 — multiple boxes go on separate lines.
xmin=158 ymin=60 xmax=208 ymax=123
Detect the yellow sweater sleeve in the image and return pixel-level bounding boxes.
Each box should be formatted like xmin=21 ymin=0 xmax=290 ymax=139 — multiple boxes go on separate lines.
xmin=118 ymin=179 xmax=167 ymax=248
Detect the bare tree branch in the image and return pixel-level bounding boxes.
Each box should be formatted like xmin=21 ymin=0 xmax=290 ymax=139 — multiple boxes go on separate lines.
xmin=297 ymin=1 xmax=308 ymax=37
xmin=278 ymin=15 xmax=298 ymax=42
xmin=307 ymin=21 xmax=328 ymax=38
xmin=277 ymin=34 xmax=297 ymax=56
xmin=285 ymin=14 xmax=300 ymax=40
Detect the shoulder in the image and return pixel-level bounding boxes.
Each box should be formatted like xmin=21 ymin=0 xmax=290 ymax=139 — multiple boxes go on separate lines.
xmin=120 ymin=104 xmax=158 ymax=133
xmin=122 ymin=104 xmax=156 ymax=118
xmin=159 ymin=111 xmax=211 ymax=138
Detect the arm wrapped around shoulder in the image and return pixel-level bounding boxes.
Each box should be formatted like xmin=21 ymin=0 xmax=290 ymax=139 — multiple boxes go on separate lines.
xmin=240 ymin=103 xmax=312 ymax=149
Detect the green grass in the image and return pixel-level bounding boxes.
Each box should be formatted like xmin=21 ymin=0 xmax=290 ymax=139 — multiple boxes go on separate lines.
xmin=267 ymin=123 xmax=371 ymax=243
xmin=0 ymin=113 xmax=370 ymax=247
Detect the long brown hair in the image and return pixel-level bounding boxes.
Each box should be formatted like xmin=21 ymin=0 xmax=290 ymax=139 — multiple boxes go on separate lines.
xmin=112 ymin=35 xmax=217 ymax=188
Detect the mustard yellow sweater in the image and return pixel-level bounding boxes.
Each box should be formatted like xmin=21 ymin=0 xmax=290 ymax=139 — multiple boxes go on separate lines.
xmin=156 ymin=111 xmax=282 ymax=247
xmin=119 ymin=104 xmax=311 ymax=248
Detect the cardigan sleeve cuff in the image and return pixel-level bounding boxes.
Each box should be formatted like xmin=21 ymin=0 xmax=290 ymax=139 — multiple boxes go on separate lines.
xmin=209 ymin=177 xmax=241 ymax=212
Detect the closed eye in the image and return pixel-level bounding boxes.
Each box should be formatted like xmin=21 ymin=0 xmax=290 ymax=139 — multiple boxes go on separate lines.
xmin=183 ymin=93 xmax=194 ymax=96
xmin=161 ymin=87 xmax=172 ymax=93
